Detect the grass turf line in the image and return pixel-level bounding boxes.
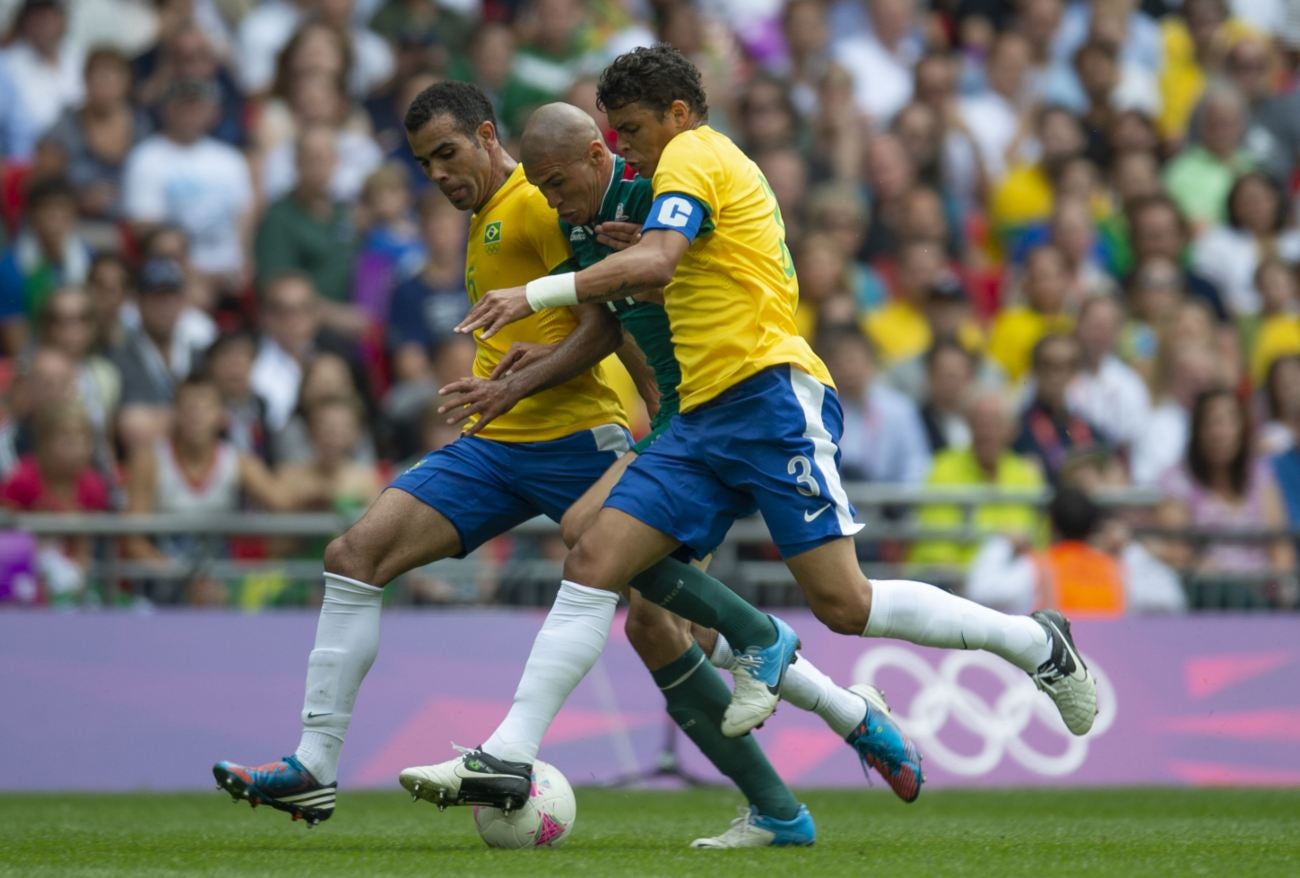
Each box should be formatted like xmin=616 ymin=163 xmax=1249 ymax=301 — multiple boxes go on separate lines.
xmin=1 ymin=788 xmax=1296 ymax=877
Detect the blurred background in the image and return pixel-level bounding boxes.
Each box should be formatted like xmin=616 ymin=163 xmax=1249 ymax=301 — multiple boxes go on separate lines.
xmin=1 ymin=0 xmax=1299 ymax=620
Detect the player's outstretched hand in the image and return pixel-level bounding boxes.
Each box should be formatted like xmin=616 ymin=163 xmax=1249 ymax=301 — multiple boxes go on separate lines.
xmin=491 ymin=341 xmax=556 ymax=379
xmin=438 ymin=375 xmax=522 ymax=436
xmin=456 ymin=286 xmax=531 ymax=338
xmin=594 ymin=221 xmax=642 ymax=252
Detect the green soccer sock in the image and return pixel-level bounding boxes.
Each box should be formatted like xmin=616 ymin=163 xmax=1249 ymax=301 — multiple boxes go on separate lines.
xmin=631 ymin=556 xmax=776 ymax=651
xmin=652 ymin=643 xmax=800 ymax=821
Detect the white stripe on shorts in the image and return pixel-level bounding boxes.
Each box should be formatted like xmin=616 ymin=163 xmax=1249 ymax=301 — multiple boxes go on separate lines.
xmin=591 ymin=423 xmax=631 ymax=456
xmin=789 ymin=369 xmax=864 ymax=538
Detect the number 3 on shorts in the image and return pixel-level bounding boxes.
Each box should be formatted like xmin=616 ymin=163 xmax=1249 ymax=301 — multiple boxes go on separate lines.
xmin=787 ymin=455 xmax=820 ymax=498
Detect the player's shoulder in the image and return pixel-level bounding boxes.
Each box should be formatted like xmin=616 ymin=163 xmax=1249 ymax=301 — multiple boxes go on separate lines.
xmin=660 ymin=126 xmax=731 ymax=166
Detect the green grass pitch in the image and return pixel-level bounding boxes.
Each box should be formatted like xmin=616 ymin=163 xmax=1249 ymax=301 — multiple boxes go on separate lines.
xmin=1 ymin=787 xmax=1296 ymax=877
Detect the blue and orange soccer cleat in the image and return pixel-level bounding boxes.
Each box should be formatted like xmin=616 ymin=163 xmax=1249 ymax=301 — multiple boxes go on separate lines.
xmin=846 ymin=684 xmax=924 ymax=803
xmin=212 ymin=755 xmax=337 ymax=826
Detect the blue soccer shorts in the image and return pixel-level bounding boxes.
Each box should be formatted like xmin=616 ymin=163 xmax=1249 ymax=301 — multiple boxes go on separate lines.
xmin=605 ymin=365 xmax=864 ymax=559
xmin=389 ymin=423 xmax=631 ymax=557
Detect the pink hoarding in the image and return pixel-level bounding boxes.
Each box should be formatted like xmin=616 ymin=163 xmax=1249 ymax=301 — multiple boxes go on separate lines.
xmin=1 ymin=611 xmax=1297 ymax=790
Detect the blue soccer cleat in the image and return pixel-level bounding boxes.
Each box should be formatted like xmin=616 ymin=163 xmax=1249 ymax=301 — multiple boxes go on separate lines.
xmin=847 ymin=684 xmax=924 ymax=803
xmin=691 ymin=804 xmax=816 ymax=848
xmin=722 ymin=614 xmax=800 ymax=737
xmin=212 ymin=755 xmax=337 ymax=826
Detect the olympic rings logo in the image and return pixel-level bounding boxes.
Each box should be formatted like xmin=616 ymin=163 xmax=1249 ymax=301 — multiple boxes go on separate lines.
xmin=851 ymin=646 xmax=1116 ymax=777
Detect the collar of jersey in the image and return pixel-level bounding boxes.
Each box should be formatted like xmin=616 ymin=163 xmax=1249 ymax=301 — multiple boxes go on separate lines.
xmin=595 ymin=155 xmax=625 ymax=223
xmin=476 ymin=163 xmax=526 ymax=219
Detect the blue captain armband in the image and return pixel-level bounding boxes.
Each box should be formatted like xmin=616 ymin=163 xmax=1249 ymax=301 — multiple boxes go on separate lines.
xmin=642 ymin=193 xmax=707 ymax=243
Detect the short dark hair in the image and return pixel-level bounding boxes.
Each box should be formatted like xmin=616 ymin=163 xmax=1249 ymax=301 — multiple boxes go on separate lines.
xmin=925 ymin=337 xmax=975 ymax=371
xmin=1050 ymin=486 xmax=1102 ymax=541
xmin=1127 ymin=192 xmax=1188 ymax=238
xmin=816 ymin=323 xmax=876 ymax=363
xmin=204 ymin=329 xmax=256 ymax=364
xmin=404 ymin=80 xmax=495 ymax=138
xmin=175 ymin=371 xmax=219 ymax=399
xmin=25 ymin=176 xmax=76 ymax=211
xmin=597 ymin=44 xmax=708 ymax=119
xmin=1031 ymin=333 xmax=1079 ymax=371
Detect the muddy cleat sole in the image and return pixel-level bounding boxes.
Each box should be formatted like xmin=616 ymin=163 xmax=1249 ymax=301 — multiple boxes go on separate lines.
xmin=722 ymin=614 xmax=800 ymax=738
xmin=399 ymin=746 xmax=532 ymax=812
xmin=1030 ymin=609 xmax=1098 ymax=735
xmin=690 ymin=804 xmax=815 ymax=848
xmin=212 ymin=755 xmax=336 ymax=826
xmin=847 ymin=684 xmax=924 ymax=802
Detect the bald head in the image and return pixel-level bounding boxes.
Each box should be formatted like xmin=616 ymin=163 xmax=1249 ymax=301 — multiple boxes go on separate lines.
xmin=521 ymin=102 xmax=605 ymax=165
xmin=521 ymin=102 xmax=615 ymax=226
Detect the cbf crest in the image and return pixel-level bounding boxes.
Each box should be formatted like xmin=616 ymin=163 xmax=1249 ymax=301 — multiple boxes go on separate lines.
xmin=483 ymin=220 xmax=503 ymax=253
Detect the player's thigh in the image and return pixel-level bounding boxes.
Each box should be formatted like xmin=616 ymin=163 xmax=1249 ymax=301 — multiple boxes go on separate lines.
xmin=623 ymin=589 xmax=694 ymax=671
xmin=336 ymin=436 xmax=538 ymax=586
xmin=325 ymin=487 xmax=463 ymax=586
xmin=559 ymin=451 xmax=637 ymax=548
xmin=598 ymin=417 xmax=752 ymax=567
xmin=564 ymin=506 xmax=681 ymax=592
xmin=783 ymin=537 xmax=873 ymax=635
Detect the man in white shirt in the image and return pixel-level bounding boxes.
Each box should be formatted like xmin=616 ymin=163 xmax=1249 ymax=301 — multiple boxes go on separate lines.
xmin=122 ymin=77 xmax=254 ymax=288
xmin=250 ymin=273 xmax=325 ymax=433
xmin=959 ymin=31 xmax=1033 ymax=184
xmin=0 ymin=0 xmax=82 ymax=138
xmin=1068 ymin=295 xmax=1151 ymax=456
xmin=823 ymin=323 xmax=932 ymax=484
xmin=832 ymin=0 xmax=922 ymax=123
xmin=1130 ymin=343 xmax=1218 ymax=486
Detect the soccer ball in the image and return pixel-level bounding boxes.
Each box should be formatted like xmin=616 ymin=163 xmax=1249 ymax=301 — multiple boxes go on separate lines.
xmin=472 ymin=760 xmax=576 ymax=849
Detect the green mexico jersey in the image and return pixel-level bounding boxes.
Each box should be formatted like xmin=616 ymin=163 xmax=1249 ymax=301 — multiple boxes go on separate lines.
xmin=559 ymin=156 xmax=681 ymax=438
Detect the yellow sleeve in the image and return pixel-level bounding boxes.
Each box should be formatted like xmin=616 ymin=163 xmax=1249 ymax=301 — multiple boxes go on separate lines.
xmin=651 ymin=133 xmax=721 ymax=215
xmin=524 ymin=189 xmax=574 ymax=273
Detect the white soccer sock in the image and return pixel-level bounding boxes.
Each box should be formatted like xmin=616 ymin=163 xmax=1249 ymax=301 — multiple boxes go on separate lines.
xmin=708 ymin=632 xmax=735 ymax=670
xmin=294 ymin=573 xmax=383 ymax=785
xmin=708 ymin=632 xmax=865 ymax=737
xmin=864 ymin=579 xmax=1050 ymax=673
xmin=481 ymin=580 xmax=619 ymax=764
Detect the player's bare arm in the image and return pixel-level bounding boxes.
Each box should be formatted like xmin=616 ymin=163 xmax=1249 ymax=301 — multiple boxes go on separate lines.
xmin=455 ymin=230 xmax=689 ymax=339
xmin=615 ymin=333 xmax=660 ymax=420
xmin=441 ymin=302 xmax=622 ymax=435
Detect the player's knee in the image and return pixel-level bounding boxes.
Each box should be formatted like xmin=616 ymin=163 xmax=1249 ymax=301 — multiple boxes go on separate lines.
xmin=623 ymin=602 xmax=675 ymax=648
xmin=810 ymin=594 xmax=870 ymax=635
xmin=323 ymin=532 xmax=376 ymax=584
xmin=563 ymin=535 xmax=606 ymax=587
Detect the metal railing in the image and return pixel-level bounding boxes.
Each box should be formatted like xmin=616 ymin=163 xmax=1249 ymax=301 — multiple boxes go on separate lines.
xmin=1 ymin=484 xmax=1294 ymax=610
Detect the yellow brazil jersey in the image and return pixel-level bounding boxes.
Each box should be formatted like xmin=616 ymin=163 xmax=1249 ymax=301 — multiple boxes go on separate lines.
xmin=649 ymin=126 xmax=832 ymax=412
xmin=464 ymin=163 xmax=626 ymax=441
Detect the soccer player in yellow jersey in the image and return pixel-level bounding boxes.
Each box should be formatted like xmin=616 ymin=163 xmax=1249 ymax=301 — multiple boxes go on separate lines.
xmin=209 ymin=81 xmax=629 ymax=826
xmin=211 ymin=82 xmax=818 ymax=844
xmin=434 ymin=45 xmax=1098 ymax=801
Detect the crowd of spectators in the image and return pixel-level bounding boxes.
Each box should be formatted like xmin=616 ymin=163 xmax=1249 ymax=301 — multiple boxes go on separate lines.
xmin=2 ymin=0 xmax=1300 ymax=611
